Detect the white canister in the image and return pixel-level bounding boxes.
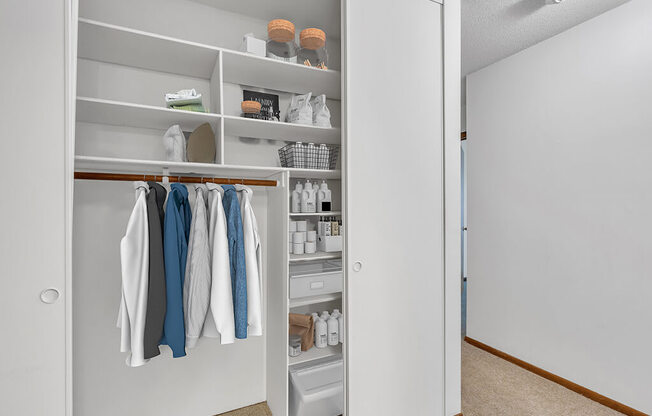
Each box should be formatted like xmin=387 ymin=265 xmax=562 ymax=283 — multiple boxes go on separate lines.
xmin=304 ymin=241 xmax=316 ymax=254
xmin=296 ymin=220 xmax=307 ymax=232
xmin=306 ymin=230 xmax=317 ymax=242
xmin=289 ymin=221 xmax=298 ymax=232
xmin=293 ymin=243 xmax=305 ymax=254
xmin=293 ymin=232 xmax=305 ymax=244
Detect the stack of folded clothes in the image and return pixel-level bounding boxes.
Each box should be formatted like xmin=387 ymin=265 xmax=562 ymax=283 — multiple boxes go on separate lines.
xmin=165 ymin=89 xmax=206 ymax=112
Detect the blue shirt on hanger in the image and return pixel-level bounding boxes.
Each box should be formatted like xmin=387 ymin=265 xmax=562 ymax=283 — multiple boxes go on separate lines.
xmin=222 ymin=185 xmax=248 ymax=339
xmin=160 ymin=183 xmax=192 ymax=357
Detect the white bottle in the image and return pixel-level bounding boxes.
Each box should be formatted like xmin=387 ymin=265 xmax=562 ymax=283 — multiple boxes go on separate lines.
xmin=310 ymin=312 xmax=320 ymax=342
xmin=301 ymin=180 xmax=316 ymax=213
xmin=317 ymin=180 xmax=332 ymax=212
xmin=320 ymin=310 xmax=330 ymax=321
xmin=331 ymin=309 xmax=340 ymax=319
xmin=291 ymin=182 xmax=303 ymax=213
xmin=338 ymin=312 xmax=344 ymax=344
xmin=327 ymin=314 xmax=339 ymax=346
xmin=314 ymin=316 xmax=327 ymax=348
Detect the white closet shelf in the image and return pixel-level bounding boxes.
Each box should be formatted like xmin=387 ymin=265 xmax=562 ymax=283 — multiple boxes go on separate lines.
xmin=290 ymin=252 xmax=342 ymax=262
xmin=78 ymin=19 xmax=341 ymax=98
xmin=289 ymin=344 xmax=342 ymax=366
xmin=290 ymin=211 xmax=342 ymax=217
xmin=74 ymin=156 xmax=284 ymax=179
xmin=76 ymin=97 xmax=220 ymax=131
xmin=289 ymin=292 xmax=342 ymax=308
xmin=287 ymin=168 xmax=341 ymax=180
xmin=223 ymin=115 xmax=340 ymax=144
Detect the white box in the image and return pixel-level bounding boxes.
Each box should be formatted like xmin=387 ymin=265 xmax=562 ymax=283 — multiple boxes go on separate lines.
xmin=317 ymin=235 xmax=342 ymax=253
xmin=290 ymin=260 xmax=342 ymax=299
xmin=241 ymin=35 xmax=266 ymax=57
xmin=290 ymin=358 xmax=343 ymax=416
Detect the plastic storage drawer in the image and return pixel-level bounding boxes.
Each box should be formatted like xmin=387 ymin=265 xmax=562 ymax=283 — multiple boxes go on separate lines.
xmin=289 ymin=358 xmax=343 ymax=416
xmin=290 ymin=260 xmax=342 ymax=299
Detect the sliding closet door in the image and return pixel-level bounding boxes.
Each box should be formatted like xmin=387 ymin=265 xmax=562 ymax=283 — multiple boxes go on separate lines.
xmin=0 ymin=1 xmax=71 ymax=415
xmin=344 ymin=0 xmax=445 ymax=415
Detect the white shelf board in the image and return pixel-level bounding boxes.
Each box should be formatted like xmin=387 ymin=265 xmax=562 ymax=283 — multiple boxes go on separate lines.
xmin=290 ymin=211 xmax=342 ymax=217
xmin=289 ymin=292 xmax=342 ymax=309
xmin=222 ymin=50 xmax=341 ymax=99
xmin=290 ymin=252 xmax=342 ymax=262
xmin=289 ymin=344 xmax=342 ymax=366
xmin=223 ymin=115 xmax=340 ymax=144
xmin=78 ymin=19 xmax=220 ymax=79
xmin=74 ymin=156 xmax=284 ymax=179
xmin=76 ymin=97 xmax=221 ymax=131
xmin=78 ymin=19 xmax=341 ymax=98
xmin=287 ymin=168 xmax=341 ymax=180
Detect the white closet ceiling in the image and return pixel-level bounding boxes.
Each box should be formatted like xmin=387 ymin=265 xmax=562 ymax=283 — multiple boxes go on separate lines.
xmin=462 ymin=0 xmax=630 ymax=75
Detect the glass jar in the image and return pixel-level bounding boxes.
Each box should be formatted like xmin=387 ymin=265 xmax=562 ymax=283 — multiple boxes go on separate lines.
xmin=267 ymin=19 xmax=298 ymax=63
xmin=289 ymin=335 xmax=302 ymax=357
xmin=241 ymin=100 xmax=261 ymax=119
xmin=298 ymin=28 xmax=328 ymax=69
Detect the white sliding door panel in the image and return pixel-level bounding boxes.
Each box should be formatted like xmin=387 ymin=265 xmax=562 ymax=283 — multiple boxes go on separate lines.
xmin=344 ymin=1 xmax=445 ymax=415
xmin=0 ymin=1 xmax=70 ymax=415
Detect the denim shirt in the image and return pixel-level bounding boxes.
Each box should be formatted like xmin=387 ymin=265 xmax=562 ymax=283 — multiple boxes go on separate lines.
xmin=221 ymin=185 xmax=248 ymax=339
xmin=160 ymin=183 xmax=192 ymax=357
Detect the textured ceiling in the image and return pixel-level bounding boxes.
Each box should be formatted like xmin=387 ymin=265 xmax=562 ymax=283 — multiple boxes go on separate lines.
xmin=462 ymin=0 xmax=631 ymax=75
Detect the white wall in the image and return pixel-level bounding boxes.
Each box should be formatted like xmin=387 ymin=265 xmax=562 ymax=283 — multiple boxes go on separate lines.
xmin=467 ymin=0 xmax=652 ymax=413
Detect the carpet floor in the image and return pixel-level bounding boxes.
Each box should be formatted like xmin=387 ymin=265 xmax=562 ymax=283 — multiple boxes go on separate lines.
xmin=462 ymin=341 xmax=624 ymax=416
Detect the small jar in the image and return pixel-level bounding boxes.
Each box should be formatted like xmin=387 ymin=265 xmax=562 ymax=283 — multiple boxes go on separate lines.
xmin=298 ymin=28 xmax=328 ymax=69
xmin=289 ymin=335 xmax=302 ymax=357
xmin=267 ymin=19 xmax=298 ymax=63
xmin=241 ymin=100 xmax=262 ymax=119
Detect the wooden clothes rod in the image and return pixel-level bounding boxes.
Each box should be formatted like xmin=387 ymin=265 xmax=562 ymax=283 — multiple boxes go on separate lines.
xmin=74 ymin=172 xmax=278 ymax=187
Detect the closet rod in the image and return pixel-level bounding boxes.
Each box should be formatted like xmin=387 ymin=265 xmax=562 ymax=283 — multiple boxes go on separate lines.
xmin=74 ymin=172 xmax=278 ymax=187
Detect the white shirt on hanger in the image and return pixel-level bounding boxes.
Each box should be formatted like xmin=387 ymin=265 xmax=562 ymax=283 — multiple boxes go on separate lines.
xmin=202 ymin=183 xmax=236 ymax=344
xmin=235 ymin=184 xmax=263 ymax=337
xmin=117 ymin=181 xmax=150 ymax=367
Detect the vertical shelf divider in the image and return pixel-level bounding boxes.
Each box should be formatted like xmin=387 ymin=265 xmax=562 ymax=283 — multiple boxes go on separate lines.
xmin=210 ymin=50 xmax=225 ymax=164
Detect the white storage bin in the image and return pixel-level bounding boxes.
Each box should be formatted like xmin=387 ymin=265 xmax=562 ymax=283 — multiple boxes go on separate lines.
xmin=290 ymin=260 xmax=342 ymax=299
xmin=317 ymin=235 xmax=342 ymax=253
xmin=289 ymin=358 xmax=343 ymax=416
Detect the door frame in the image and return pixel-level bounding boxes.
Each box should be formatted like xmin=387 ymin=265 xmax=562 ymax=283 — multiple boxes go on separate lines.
xmin=341 ymin=0 xmax=461 ymax=414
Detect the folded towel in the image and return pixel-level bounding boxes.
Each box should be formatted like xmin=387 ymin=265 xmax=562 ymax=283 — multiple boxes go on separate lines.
xmin=289 ymin=313 xmax=314 ymax=351
xmin=170 ymin=103 xmax=207 ymax=113
xmin=165 ymin=89 xmax=202 ymax=107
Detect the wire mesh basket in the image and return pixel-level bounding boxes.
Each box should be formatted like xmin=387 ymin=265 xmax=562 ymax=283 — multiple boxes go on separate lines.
xmin=278 ymin=142 xmax=339 ymax=170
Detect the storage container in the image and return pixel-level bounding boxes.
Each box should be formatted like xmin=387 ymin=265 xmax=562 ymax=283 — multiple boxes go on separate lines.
xmin=266 ymin=19 xmax=298 ymax=63
xmin=298 ymin=28 xmax=329 ymax=69
xmin=317 ymin=235 xmax=342 ymax=253
xmin=289 ymin=358 xmax=343 ymax=416
xmin=290 ymin=260 xmax=342 ymax=299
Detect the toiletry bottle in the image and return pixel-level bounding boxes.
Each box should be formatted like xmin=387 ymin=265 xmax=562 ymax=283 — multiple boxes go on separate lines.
xmin=338 ymin=219 xmax=344 ymax=236
xmin=331 ymin=309 xmax=340 ymax=319
xmin=311 ymin=312 xmax=320 ymax=342
xmin=317 ymin=180 xmax=332 ymax=212
xmin=332 ymin=216 xmax=340 ymax=236
xmin=323 ymin=217 xmax=331 ymax=236
xmin=315 ymin=316 xmax=327 ymax=348
xmin=301 ymin=180 xmax=316 ymax=213
xmin=320 ymin=310 xmax=330 ymax=321
xmin=338 ymin=312 xmax=344 ymax=344
xmin=327 ymin=314 xmax=339 ymax=346
xmin=291 ymin=182 xmax=303 ymax=213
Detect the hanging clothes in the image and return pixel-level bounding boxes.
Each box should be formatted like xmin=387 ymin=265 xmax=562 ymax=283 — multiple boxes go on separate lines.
xmin=117 ymin=181 xmax=150 ymax=367
xmin=235 ymin=184 xmax=263 ymax=337
xmin=161 ymin=183 xmax=192 ymax=358
xmin=143 ymin=181 xmax=167 ymax=359
xmin=202 ymin=183 xmax=235 ymax=344
xmin=221 ymin=184 xmax=248 ymax=339
xmin=183 ymin=185 xmax=211 ymax=348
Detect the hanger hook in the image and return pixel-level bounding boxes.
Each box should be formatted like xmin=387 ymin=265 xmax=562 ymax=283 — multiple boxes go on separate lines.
xmin=241 ymin=178 xmax=245 ymax=185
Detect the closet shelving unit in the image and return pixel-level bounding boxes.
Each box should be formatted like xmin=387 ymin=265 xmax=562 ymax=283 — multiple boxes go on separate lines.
xmin=73 ymin=4 xmax=344 ymax=414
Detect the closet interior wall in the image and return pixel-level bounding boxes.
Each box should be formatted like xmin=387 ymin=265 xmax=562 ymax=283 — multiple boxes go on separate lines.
xmin=73 ymin=0 xmax=342 ymax=414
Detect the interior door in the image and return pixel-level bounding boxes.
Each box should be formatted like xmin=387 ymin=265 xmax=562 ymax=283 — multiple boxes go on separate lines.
xmin=0 ymin=1 xmax=70 ymax=414
xmin=344 ymin=0 xmax=445 ymax=415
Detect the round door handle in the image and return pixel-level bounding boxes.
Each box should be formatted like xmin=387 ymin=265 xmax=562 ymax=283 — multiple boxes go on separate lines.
xmin=352 ymin=261 xmax=363 ymax=272
xmin=40 ymin=288 xmax=60 ymax=304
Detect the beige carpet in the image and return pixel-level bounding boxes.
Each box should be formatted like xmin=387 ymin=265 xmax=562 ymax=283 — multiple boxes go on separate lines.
xmin=462 ymin=341 xmax=624 ymax=416
xmin=217 ymin=402 xmax=272 ymax=416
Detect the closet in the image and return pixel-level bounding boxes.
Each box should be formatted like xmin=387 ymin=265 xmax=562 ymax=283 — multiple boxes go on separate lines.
xmin=1 ymin=0 xmax=460 ymax=415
